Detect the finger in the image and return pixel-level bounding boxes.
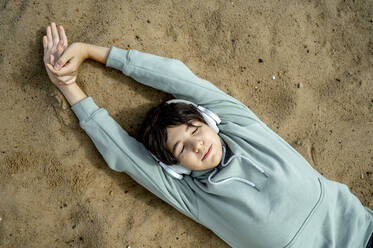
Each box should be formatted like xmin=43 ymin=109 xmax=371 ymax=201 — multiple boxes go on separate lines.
xmin=51 ymin=22 xmax=60 ymax=46
xmin=46 ymin=63 xmax=57 ymax=73
xmin=47 ymin=63 xmax=74 ymax=76
xmin=46 ymin=26 xmax=53 ymax=49
xmin=46 ymin=63 xmax=60 ymax=75
xmin=42 ymin=36 xmax=48 ymax=50
xmin=50 ymin=54 xmax=55 ymax=65
xmin=57 ymin=40 xmax=64 ymax=56
xmin=59 ymin=25 xmax=68 ymax=47
xmin=54 ymin=51 xmax=73 ymax=70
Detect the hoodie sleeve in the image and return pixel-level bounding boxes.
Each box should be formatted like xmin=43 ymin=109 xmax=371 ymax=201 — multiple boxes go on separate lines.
xmin=71 ymin=97 xmax=198 ymax=219
xmin=106 ymin=47 xmax=262 ymax=126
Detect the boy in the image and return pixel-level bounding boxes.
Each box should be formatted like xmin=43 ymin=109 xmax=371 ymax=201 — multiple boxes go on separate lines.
xmin=43 ymin=22 xmax=373 ymax=248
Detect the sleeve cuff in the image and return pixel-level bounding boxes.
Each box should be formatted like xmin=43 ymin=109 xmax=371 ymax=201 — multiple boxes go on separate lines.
xmin=71 ymin=96 xmax=100 ymax=122
xmin=105 ymin=46 xmax=131 ymax=72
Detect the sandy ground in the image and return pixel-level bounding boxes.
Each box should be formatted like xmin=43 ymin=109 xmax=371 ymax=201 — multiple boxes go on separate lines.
xmin=0 ymin=0 xmax=372 ymax=247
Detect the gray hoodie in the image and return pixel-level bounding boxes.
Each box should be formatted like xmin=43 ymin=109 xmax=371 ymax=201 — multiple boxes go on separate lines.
xmin=71 ymin=47 xmax=373 ymax=247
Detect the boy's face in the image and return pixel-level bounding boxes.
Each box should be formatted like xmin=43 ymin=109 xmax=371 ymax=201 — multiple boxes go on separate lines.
xmin=165 ymin=120 xmax=223 ymax=171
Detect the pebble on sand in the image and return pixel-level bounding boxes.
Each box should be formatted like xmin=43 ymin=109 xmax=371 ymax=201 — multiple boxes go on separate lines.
xmin=272 ymin=75 xmax=276 ymax=80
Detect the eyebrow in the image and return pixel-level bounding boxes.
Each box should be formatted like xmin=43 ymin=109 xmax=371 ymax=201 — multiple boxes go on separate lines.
xmin=172 ymin=125 xmax=190 ymax=156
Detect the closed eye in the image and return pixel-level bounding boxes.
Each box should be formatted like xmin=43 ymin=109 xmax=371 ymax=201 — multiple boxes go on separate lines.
xmin=192 ymin=126 xmax=199 ymax=134
xmin=180 ymin=145 xmax=184 ymax=155
xmin=179 ymin=126 xmax=200 ymax=156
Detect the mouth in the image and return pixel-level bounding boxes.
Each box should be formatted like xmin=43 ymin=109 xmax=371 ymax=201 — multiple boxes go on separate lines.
xmin=202 ymin=145 xmax=212 ymax=161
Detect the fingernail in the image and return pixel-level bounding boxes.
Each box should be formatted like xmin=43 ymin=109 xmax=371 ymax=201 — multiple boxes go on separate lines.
xmin=54 ymin=63 xmax=61 ymax=70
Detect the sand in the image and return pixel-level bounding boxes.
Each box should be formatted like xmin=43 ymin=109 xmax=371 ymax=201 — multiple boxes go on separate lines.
xmin=0 ymin=0 xmax=372 ymax=247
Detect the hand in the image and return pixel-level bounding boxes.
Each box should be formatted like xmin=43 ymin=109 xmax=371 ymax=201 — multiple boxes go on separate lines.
xmin=46 ymin=42 xmax=89 ymax=81
xmin=42 ymin=22 xmax=76 ymax=87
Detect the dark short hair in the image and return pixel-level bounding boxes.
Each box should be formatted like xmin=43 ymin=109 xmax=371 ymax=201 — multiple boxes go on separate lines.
xmin=138 ymin=101 xmax=206 ymax=165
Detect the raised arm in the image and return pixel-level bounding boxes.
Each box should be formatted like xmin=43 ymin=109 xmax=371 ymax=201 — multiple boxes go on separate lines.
xmin=50 ymin=44 xmax=262 ymax=126
xmin=107 ymin=47 xmax=262 ymax=126
xmin=105 ymin=48 xmax=236 ymax=105
xmin=43 ymin=27 xmax=198 ymax=220
xmin=48 ymin=42 xmax=236 ymax=107
xmin=70 ymin=97 xmax=198 ymax=219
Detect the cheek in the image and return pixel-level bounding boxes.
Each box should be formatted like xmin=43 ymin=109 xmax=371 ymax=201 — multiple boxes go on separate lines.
xmin=180 ymin=154 xmax=200 ymax=169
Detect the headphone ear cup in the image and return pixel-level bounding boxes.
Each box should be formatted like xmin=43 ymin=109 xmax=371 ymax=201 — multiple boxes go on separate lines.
xmin=150 ymin=153 xmax=184 ymax=179
xmin=197 ymin=105 xmax=221 ymax=125
xmin=201 ymin=112 xmax=219 ymax=133
xmin=158 ymin=161 xmax=184 ymax=180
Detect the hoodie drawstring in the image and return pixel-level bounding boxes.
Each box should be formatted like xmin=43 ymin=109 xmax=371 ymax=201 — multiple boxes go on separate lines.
xmin=208 ymin=145 xmax=268 ymax=191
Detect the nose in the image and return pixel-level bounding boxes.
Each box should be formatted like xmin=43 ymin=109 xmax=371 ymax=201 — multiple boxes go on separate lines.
xmin=192 ymin=139 xmax=203 ymax=153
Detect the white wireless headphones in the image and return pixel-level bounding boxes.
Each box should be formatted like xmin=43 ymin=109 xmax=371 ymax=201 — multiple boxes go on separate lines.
xmin=151 ymin=99 xmax=221 ymax=180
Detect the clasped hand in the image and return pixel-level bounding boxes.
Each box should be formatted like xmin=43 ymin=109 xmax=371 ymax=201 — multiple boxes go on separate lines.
xmin=43 ymin=22 xmax=88 ymax=86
